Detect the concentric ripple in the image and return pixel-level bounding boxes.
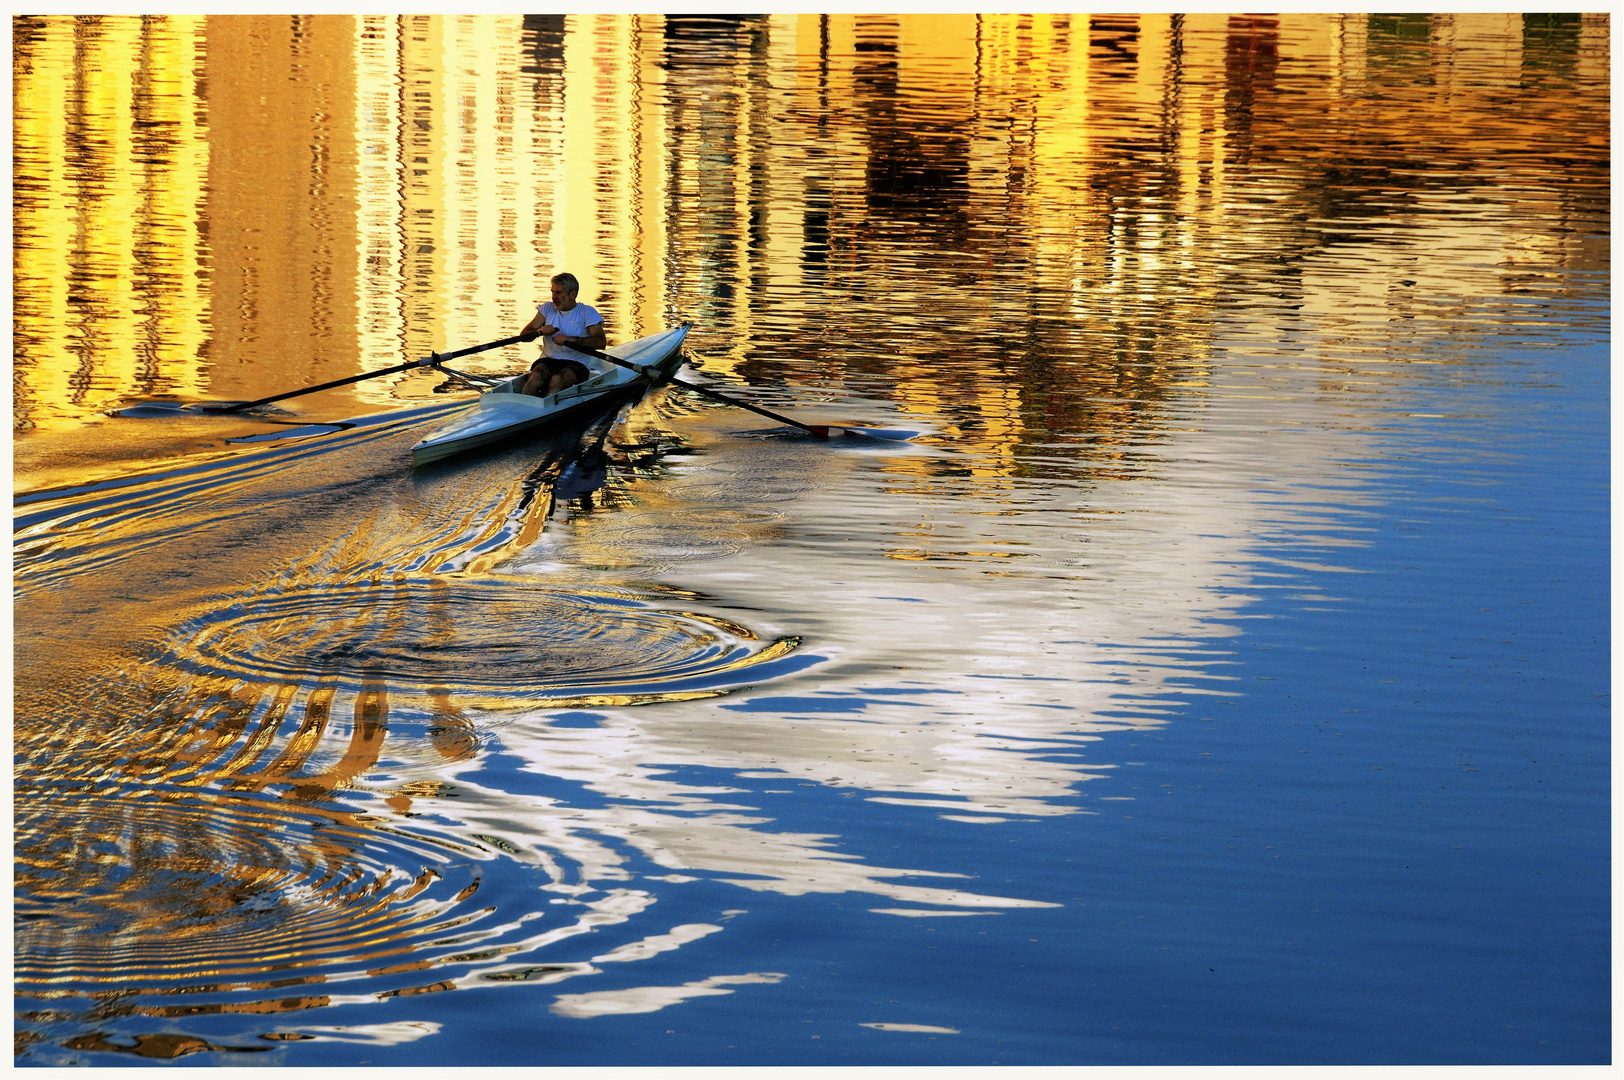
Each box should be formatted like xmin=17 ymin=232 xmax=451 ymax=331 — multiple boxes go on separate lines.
xmin=14 ymin=780 xmax=491 ymax=994
xmin=13 ymin=776 xmax=665 ymax=1034
xmin=151 ymin=577 xmax=804 ymax=708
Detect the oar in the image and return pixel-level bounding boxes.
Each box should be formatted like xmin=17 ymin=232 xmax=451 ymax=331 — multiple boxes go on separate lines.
xmin=207 ymin=334 xmax=528 ymax=414
xmin=572 ymin=344 xmax=909 ymax=441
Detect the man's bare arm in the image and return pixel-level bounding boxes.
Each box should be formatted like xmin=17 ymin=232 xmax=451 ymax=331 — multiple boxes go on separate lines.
xmin=519 ymin=310 xmax=550 ymax=341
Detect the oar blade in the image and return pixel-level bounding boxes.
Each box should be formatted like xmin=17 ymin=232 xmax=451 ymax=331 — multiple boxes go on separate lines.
xmin=792 ymin=424 xmax=914 ymax=442
xmin=834 ymin=426 xmax=916 ymax=442
xmin=112 ymin=400 xmax=261 ymax=418
xmin=111 ymin=401 xmax=198 ymax=418
xmin=226 ymin=423 xmax=350 ymax=444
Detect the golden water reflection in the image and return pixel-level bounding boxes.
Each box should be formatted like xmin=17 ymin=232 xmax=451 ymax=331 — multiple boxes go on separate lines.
xmin=15 ymin=13 xmax=1604 ymax=445
xmin=12 ymin=11 xmax=1609 ymax=1056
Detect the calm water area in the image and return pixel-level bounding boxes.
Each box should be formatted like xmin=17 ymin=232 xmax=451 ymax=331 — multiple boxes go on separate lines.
xmin=12 ymin=13 xmax=1610 ymax=1067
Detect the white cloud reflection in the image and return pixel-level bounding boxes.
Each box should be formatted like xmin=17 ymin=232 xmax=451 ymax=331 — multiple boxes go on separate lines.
xmin=352 ymin=389 xmax=1336 ymax=944
xmin=550 ymin=972 xmax=786 ymax=1019
xmin=592 ymin=923 xmax=723 ymax=963
xmin=275 ymin=1021 xmax=442 ymax=1044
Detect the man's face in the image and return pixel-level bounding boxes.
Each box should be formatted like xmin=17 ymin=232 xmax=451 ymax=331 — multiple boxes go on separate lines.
xmin=551 ymin=282 xmax=576 ymax=307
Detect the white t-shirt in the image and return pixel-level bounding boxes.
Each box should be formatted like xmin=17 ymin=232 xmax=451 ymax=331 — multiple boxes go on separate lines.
xmin=537 ymin=301 xmax=603 ymax=363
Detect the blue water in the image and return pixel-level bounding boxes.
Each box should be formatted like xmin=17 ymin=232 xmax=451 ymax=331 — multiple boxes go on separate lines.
xmin=13 ymin=13 xmax=1609 ymax=1067
xmin=464 ymin=338 xmax=1606 ymax=1067
xmin=28 ymin=333 xmax=1601 ymax=1068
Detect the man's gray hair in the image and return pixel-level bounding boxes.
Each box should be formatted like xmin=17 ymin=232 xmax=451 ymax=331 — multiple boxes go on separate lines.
xmin=551 ymin=272 xmax=580 ymax=294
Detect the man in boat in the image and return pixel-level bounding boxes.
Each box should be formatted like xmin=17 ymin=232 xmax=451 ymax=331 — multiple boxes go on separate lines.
xmin=518 ymin=272 xmax=608 ymax=397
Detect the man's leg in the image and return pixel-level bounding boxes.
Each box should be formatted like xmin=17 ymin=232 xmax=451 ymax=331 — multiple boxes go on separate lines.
xmin=544 ymin=367 xmax=582 ymax=396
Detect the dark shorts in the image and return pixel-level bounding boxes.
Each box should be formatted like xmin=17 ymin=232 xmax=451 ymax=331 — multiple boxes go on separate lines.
xmin=532 ymin=356 xmax=592 ymax=384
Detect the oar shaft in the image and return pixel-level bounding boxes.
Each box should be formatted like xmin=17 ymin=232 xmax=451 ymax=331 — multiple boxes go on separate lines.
xmin=212 ymin=358 xmax=426 ymax=413
xmin=212 ymin=334 xmax=529 ymax=414
xmin=671 ymin=377 xmax=816 ymax=431
xmin=573 ymin=345 xmax=821 ymax=436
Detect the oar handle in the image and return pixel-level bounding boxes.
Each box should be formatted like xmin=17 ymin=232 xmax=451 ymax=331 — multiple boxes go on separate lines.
xmin=210 ymin=334 xmax=529 ymax=414
xmin=573 ymin=345 xmax=824 ymax=437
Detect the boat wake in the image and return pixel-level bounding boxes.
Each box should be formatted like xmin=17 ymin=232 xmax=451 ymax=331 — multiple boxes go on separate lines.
xmin=14 ymin=396 xmax=823 ymax=1042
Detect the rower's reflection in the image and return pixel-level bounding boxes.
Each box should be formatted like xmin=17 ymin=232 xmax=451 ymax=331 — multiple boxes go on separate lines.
xmin=553 ymin=443 xmax=610 ymax=508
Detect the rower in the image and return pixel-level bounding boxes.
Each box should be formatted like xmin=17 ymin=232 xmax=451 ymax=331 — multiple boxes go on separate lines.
xmin=518 ymin=272 xmax=607 ymax=397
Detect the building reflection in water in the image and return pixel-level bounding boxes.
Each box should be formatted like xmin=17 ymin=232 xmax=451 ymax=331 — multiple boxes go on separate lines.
xmin=11 ymin=9 xmax=1608 ymax=1043
xmin=15 ymin=14 xmax=1604 ymax=438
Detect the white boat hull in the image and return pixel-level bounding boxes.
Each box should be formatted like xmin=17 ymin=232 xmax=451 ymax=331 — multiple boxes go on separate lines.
xmin=410 ymin=324 xmax=689 ymax=465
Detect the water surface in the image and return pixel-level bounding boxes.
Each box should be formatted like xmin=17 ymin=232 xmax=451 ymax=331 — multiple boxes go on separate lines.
xmin=13 ymin=13 xmax=1609 ymax=1066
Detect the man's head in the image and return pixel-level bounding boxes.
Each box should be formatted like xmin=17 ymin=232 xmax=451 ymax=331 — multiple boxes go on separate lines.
xmin=550 ymin=273 xmax=580 ymax=306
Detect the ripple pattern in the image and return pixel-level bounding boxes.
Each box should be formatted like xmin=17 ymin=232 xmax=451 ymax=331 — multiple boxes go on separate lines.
xmin=14 ymin=567 xmax=807 ymax=1021
xmin=14 ymin=781 xmax=507 ymax=1011
xmin=152 ymin=577 xmax=800 ymax=707
xmin=14 ymin=776 xmax=658 ymax=1029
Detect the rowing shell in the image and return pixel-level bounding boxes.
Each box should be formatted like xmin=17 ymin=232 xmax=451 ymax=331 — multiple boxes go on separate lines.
xmin=410 ymin=324 xmax=690 ymax=466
